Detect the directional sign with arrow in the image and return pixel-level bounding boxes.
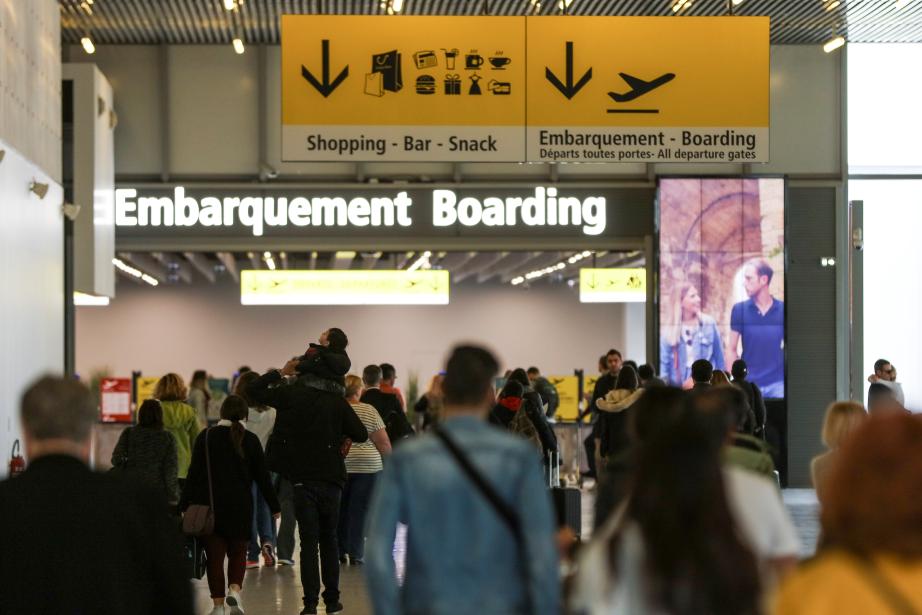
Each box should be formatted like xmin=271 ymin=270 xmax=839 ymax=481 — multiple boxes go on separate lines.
xmin=545 ymin=41 xmax=592 ymax=100
xmin=301 ymin=39 xmax=349 ymax=98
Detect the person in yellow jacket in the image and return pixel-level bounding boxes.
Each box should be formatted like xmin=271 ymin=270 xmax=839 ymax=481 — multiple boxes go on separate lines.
xmin=153 ymin=373 xmax=202 ymax=484
xmin=774 ymin=414 xmax=922 ymax=615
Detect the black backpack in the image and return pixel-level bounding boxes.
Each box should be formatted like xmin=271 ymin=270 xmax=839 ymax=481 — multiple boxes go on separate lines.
xmin=382 ymin=407 xmax=415 ymax=445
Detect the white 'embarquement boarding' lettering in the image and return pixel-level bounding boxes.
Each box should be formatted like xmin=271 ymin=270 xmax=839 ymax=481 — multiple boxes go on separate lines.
xmin=114 ymin=187 xmax=607 ymax=236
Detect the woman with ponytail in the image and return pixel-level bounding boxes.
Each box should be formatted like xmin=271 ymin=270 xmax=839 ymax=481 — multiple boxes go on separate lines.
xmin=181 ymin=395 xmax=281 ymax=615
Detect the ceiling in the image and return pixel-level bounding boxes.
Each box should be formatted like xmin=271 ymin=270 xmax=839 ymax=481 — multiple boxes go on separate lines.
xmin=60 ymin=0 xmax=922 ymax=46
xmin=114 ymin=249 xmax=644 ymax=287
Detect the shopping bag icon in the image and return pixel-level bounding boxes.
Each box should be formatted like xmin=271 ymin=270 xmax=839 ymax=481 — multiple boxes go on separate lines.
xmin=364 ymin=72 xmax=384 ymax=97
xmin=371 ymin=50 xmax=403 ymax=93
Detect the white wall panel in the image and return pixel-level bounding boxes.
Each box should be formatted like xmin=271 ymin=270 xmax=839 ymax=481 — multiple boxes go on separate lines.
xmin=68 ymin=46 xmax=163 ymax=176
xmin=63 ymin=63 xmax=116 ymax=298
xmin=76 ymin=280 xmax=645 ymax=391
xmin=0 ymin=140 xmax=64 ymax=473
xmin=0 ymin=0 xmax=61 ymax=181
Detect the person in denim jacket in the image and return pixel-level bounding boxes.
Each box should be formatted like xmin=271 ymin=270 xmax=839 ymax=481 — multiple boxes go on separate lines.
xmin=365 ymin=345 xmax=560 ymax=615
xmin=660 ymin=282 xmax=725 ymax=388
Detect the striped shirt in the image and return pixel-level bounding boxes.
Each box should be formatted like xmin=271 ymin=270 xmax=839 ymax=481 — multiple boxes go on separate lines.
xmin=346 ymin=402 xmax=386 ymax=474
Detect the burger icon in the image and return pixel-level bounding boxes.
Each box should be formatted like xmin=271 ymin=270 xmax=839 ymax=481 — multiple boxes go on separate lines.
xmin=415 ymin=75 xmax=436 ymax=95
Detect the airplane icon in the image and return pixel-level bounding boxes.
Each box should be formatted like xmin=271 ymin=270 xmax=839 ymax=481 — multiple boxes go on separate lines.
xmin=608 ymin=72 xmax=676 ymax=103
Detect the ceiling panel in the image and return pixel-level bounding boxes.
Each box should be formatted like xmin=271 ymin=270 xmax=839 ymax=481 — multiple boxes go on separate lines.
xmin=60 ymin=0 xmax=922 ymax=46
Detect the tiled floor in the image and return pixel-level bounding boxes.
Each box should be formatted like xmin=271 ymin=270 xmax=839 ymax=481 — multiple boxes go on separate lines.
xmin=195 ymin=487 xmax=819 ymax=614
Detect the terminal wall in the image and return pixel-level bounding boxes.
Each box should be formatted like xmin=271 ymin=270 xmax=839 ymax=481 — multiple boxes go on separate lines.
xmin=75 ymin=280 xmax=645 ymax=392
xmin=0 ymin=0 xmax=63 ymax=475
xmin=68 ymin=44 xmax=841 ymax=181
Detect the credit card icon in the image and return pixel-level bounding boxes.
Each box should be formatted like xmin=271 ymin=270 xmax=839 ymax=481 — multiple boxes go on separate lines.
xmin=488 ymin=80 xmax=511 ymax=95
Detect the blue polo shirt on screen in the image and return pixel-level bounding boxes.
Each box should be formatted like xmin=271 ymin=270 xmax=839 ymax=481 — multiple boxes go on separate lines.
xmin=731 ymin=297 xmax=785 ymax=395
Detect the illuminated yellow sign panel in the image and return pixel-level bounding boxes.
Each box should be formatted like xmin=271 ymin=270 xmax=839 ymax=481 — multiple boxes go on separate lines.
xmin=526 ymin=16 xmax=769 ymax=163
xmin=241 ymin=270 xmax=450 ymax=305
xmin=281 ymin=15 xmax=526 ymax=162
xmin=580 ymin=268 xmax=646 ymax=303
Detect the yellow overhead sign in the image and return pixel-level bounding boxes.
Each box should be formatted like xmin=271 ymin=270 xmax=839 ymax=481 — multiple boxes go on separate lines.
xmin=527 ymin=16 xmax=769 ymax=163
xmin=281 ymin=15 xmax=526 ymax=162
xmin=281 ymin=16 xmax=769 ymax=163
xmin=240 ymin=270 xmax=450 ymax=305
xmin=135 ymin=376 xmax=160 ymax=408
xmin=580 ymin=268 xmax=646 ymax=303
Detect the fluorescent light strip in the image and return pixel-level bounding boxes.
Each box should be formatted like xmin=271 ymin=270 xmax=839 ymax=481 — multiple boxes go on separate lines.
xmin=74 ymin=292 xmax=110 ymax=306
xmin=263 ymin=251 xmax=276 ymax=271
xmin=406 ymin=251 xmax=432 ymax=273
xmin=232 ymin=38 xmax=245 ymax=54
xmin=823 ymin=36 xmax=846 ymax=53
xmin=81 ymin=36 xmax=95 ymax=54
xmin=112 ymin=258 xmax=159 ymax=286
xmin=511 ymin=251 xmax=592 ymax=286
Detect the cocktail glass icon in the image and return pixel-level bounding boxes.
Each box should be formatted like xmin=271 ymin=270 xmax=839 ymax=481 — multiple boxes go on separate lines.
xmin=442 ymin=48 xmax=459 ymax=70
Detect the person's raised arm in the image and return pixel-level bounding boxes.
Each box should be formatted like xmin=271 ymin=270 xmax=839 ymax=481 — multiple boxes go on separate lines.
xmin=342 ymin=400 xmax=369 ymax=443
xmin=246 ymin=366 xmax=290 ymax=408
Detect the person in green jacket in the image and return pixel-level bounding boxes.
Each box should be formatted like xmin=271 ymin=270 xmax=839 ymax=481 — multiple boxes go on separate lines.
xmin=153 ymin=373 xmax=202 ymax=483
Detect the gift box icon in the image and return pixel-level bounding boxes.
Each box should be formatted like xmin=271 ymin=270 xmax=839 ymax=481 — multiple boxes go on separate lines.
xmin=444 ymin=74 xmax=461 ymax=95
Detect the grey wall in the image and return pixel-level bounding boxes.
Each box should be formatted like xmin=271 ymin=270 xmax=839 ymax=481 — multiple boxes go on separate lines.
xmin=786 ymin=186 xmax=839 ymax=486
xmin=75 ymin=280 xmax=646 ymax=392
xmin=0 ymin=0 xmax=64 ymax=475
xmin=67 ymin=44 xmax=842 ymax=181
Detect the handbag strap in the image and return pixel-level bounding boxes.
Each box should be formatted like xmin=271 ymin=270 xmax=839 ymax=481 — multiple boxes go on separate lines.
xmin=433 ymin=427 xmax=523 ymax=546
xmin=855 ymin=556 xmax=920 ymax=615
xmin=204 ymin=428 xmax=214 ymax=512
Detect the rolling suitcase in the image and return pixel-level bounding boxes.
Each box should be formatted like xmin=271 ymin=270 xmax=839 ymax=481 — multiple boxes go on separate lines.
xmin=548 ymin=451 xmax=582 ymax=538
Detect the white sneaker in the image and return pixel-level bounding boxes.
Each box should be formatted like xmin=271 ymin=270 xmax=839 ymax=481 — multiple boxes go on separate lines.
xmin=226 ymin=589 xmax=245 ymax=614
xmin=208 ymin=606 xmax=226 ymax=615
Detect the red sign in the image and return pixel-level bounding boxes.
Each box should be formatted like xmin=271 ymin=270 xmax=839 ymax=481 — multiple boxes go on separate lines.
xmin=100 ymin=378 xmax=132 ymax=423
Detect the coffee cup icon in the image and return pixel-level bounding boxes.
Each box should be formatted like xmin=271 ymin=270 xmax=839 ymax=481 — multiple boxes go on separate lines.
xmin=465 ymin=54 xmax=484 ymax=69
xmin=489 ymin=56 xmax=511 ymax=69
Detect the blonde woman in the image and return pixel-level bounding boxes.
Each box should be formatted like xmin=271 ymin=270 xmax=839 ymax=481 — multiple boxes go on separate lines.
xmin=339 ymin=374 xmax=391 ymax=565
xmin=811 ymin=401 xmax=867 ymax=504
xmin=154 ymin=373 xmax=203 ymax=486
xmin=413 ymin=373 xmax=445 ymax=431
xmin=660 ymin=282 xmax=725 ymax=388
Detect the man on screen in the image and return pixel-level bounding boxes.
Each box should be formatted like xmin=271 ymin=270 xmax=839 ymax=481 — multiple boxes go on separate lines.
xmin=726 ymin=259 xmax=785 ymax=398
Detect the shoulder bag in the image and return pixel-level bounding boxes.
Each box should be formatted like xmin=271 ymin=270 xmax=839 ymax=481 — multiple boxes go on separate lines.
xmin=182 ymin=428 xmax=215 ymax=536
xmin=433 ymin=426 xmax=532 ymax=613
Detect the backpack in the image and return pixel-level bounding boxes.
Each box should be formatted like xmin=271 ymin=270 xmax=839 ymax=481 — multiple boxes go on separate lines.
xmin=382 ymin=407 xmax=415 ymax=446
xmin=508 ymin=407 xmax=543 ymax=453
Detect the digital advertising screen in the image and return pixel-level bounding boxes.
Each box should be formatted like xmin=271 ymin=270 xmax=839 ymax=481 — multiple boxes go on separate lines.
xmin=657 ymin=178 xmax=785 ymax=398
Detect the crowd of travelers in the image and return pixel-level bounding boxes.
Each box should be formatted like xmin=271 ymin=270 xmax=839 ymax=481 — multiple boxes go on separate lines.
xmin=1 ymin=329 xmax=920 ymax=615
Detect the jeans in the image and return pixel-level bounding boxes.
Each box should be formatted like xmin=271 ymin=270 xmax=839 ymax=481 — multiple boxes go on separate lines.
xmin=248 ymin=481 xmax=277 ymax=561
xmin=202 ymin=535 xmax=247 ymax=599
xmin=583 ymin=421 xmax=599 ymax=477
xmin=276 ymin=476 xmax=296 ymax=561
xmin=337 ymin=472 xmax=378 ymax=561
xmin=293 ymin=481 xmax=342 ymax=608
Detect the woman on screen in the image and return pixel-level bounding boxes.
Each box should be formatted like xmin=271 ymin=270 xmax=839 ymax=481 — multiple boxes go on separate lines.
xmin=660 ymin=282 xmax=726 ymax=387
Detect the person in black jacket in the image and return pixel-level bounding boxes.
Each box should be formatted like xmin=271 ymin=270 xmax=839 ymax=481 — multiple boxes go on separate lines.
xmin=361 ymin=364 xmax=414 ymax=445
xmin=181 ymin=395 xmax=280 ymax=615
xmin=580 ymin=349 xmax=622 ymax=479
xmin=507 ymin=368 xmax=558 ymax=461
xmin=0 ymin=376 xmax=193 ymax=615
xmin=296 ymin=327 xmax=352 ymax=394
xmin=111 ymin=398 xmax=179 ymax=504
xmin=248 ymin=360 xmax=368 ymax=615
xmin=731 ymin=359 xmax=767 ymax=437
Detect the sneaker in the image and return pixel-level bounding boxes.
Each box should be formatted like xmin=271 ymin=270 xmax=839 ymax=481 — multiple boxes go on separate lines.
xmin=245 ymin=560 xmax=260 ymax=569
xmin=325 ymin=602 xmax=344 ymax=614
xmin=300 ymin=606 xmax=317 ymax=615
xmin=278 ymin=557 xmax=295 ymax=566
xmin=208 ymin=607 xmax=226 ymax=615
xmin=261 ymin=543 xmax=276 ymax=567
xmin=226 ymin=589 xmax=245 ymax=614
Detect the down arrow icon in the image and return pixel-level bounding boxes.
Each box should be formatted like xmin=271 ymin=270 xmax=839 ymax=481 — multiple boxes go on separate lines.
xmin=545 ymin=41 xmax=592 ymax=100
xmin=301 ymin=40 xmax=349 ymax=98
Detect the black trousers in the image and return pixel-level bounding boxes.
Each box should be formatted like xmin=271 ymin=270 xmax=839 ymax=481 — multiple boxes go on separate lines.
xmin=584 ymin=421 xmax=599 ymax=477
xmin=293 ymin=481 xmax=342 ymax=608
